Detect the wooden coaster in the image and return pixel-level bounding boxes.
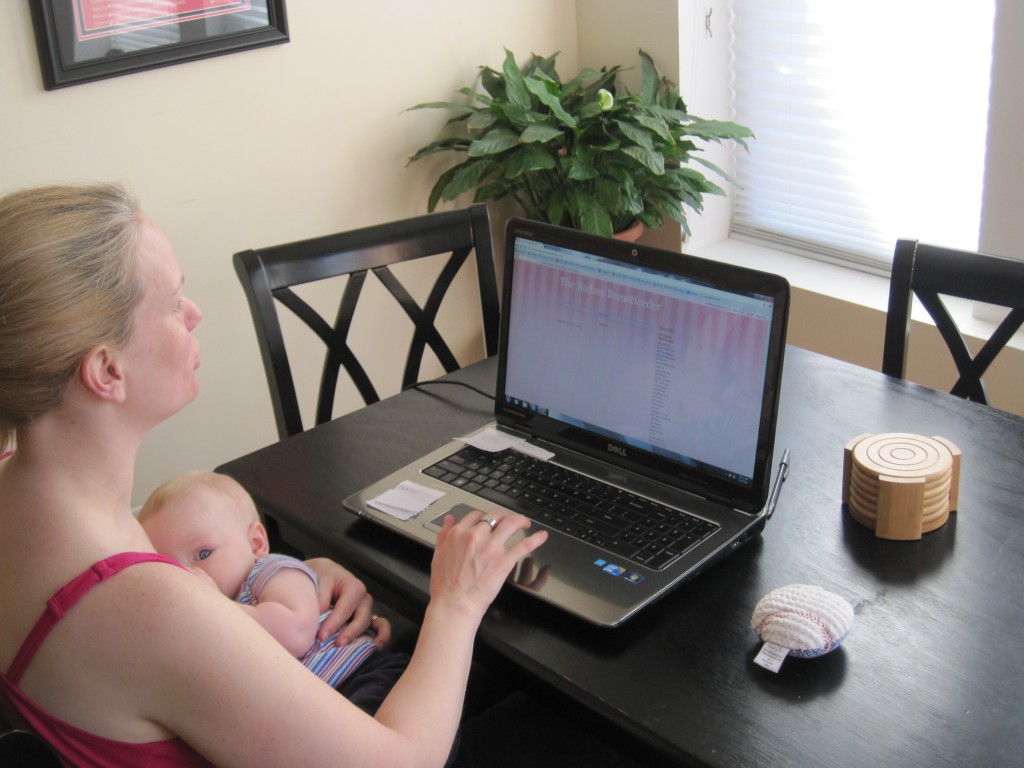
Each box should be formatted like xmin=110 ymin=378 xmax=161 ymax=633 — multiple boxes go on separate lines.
xmin=843 ymin=433 xmax=960 ymax=540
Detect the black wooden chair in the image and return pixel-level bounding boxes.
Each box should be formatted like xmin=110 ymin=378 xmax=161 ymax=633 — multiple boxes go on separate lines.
xmin=234 ymin=204 xmax=500 ymax=440
xmin=0 ymin=719 xmax=62 ymax=767
xmin=882 ymin=238 xmax=1024 ymax=404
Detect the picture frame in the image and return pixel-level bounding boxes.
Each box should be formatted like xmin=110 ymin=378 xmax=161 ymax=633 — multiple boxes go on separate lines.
xmin=28 ymin=1 xmax=289 ymax=90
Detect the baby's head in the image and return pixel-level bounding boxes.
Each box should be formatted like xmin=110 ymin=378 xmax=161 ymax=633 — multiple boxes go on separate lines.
xmin=139 ymin=471 xmax=269 ymax=598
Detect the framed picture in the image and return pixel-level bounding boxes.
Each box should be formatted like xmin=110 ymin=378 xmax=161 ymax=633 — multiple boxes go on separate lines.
xmin=29 ymin=1 xmax=289 ymax=90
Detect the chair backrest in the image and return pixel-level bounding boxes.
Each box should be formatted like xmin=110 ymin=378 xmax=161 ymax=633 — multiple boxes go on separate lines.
xmin=234 ymin=204 xmax=499 ymax=439
xmin=882 ymin=238 xmax=1024 ymax=404
xmin=0 ymin=722 xmax=62 ymax=767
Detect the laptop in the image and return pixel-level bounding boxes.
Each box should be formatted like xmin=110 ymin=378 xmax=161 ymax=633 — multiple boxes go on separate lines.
xmin=344 ymin=218 xmax=790 ymax=627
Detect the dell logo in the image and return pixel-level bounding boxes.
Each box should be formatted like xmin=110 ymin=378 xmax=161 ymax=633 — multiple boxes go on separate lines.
xmin=607 ymin=443 xmax=628 ymax=457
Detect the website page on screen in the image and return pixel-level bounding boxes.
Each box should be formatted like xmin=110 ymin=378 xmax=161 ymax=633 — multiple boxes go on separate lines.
xmin=504 ymin=238 xmax=774 ymax=485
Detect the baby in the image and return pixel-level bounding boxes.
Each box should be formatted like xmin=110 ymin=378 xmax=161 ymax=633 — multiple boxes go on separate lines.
xmin=139 ymin=471 xmax=397 ymax=694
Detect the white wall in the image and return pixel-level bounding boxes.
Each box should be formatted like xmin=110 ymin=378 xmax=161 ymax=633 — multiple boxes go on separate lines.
xmin=3 ymin=1 xmax=1020 ymax=510
xmin=576 ymin=0 xmax=681 ymax=252
xmin=0 ymin=1 xmax=578 ymax=507
xmin=980 ymin=0 xmax=1023 ymax=257
xmin=576 ymin=0 xmax=739 ymax=253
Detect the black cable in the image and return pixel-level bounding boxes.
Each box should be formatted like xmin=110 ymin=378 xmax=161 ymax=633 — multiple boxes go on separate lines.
xmin=402 ymin=379 xmax=494 ymax=401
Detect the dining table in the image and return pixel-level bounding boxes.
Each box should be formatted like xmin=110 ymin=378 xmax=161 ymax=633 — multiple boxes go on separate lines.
xmin=218 ymin=345 xmax=1024 ymax=767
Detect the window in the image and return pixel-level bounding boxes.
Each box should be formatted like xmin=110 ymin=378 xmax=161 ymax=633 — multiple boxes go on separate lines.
xmin=729 ymin=1 xmax=995 ymax=275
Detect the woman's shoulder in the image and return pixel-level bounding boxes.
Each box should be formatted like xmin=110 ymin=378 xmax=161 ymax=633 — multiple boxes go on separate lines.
xmin=85 ymin=551 xmax=361 ymax=763
xmin=79 ymin=551 xmax=186 ymax=582
xmin=15 ymin=552 xmax=243 ymax=743
xmin=62 ymin=553 xmax=215 ymax=645
xmin=51 ymin=551 xmax=237 ymax=664
xmin=59 ymin=551 xmax=291 ymax=713
xmin=83 ymin=551 xmax=225 ymax=623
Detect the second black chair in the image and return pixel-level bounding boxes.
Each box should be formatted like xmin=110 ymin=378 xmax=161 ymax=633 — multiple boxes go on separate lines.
xmin=234 ymin=204 xmax=499 ymax=439
xmin=882 ymin=238 xmax=1024 ymax=405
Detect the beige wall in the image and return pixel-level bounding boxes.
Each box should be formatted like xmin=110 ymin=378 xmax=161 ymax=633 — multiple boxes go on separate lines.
xmin=2 ymin=2 xmax=1020 ymax=508
xmin=785 ymin=289 xmax=1023 ymax=416
xmin=1 ymin=2 xmax=578 ymax=506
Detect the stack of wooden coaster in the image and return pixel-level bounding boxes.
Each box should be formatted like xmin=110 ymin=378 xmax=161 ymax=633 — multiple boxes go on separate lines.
xmin=842 ymin=432 xmax=960 ymax=540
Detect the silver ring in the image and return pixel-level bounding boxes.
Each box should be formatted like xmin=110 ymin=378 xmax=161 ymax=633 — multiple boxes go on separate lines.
xmin=480 ymin=514 xmax=498 ymax=531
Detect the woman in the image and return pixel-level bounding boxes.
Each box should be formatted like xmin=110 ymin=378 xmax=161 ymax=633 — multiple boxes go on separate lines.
xmin=0 ymin=182 xmax=547 ymax=767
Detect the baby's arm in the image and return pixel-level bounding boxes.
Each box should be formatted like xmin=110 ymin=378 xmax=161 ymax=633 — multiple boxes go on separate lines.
xmin=241 ymin=566 xmax=322 ymax=658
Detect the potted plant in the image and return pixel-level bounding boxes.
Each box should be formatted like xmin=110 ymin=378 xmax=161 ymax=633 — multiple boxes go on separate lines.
xmin=407 ymin=48 xmax=753 ymax=239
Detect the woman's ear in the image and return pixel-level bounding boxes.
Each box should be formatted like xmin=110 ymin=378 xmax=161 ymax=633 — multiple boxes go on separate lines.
xmin=79 ymin=346 xmax=127 ymax=403
xmin=248 ymin=521 xmax=271 ymax=557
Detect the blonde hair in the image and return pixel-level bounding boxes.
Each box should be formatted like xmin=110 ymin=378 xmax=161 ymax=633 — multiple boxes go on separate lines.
xmin=139 ymin=471 xmax=259 ymax=526
xmin=0 ymin=182 xmax=143 ymax=449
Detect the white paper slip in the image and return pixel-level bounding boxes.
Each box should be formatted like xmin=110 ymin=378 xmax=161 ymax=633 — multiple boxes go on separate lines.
xmin=458 ymin=426 xmax=527 ymax=453
xmin=512 ymin=442 xmax=555 ymax=461
xmin=753 ymin=641 xmax=790 ymax=673
xmin=367 ymin=480 xmax=446 ymax=520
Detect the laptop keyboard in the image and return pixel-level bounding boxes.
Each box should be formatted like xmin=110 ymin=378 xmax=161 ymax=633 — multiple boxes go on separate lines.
xmin=423 ymin=446 xmax=719 ymax=570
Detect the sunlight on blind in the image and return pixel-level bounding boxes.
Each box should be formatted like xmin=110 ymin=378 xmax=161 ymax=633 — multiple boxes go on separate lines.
xmin=729 ymin=1 xmax=995 ymax=274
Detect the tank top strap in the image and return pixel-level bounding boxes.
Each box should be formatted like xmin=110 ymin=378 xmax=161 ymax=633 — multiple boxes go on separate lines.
xmin=6 ymin=552 xmax=183 ymax=683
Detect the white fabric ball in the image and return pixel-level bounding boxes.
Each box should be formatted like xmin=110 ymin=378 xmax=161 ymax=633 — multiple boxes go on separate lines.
xmin=751 ymin=584 xmax=854 ymax=658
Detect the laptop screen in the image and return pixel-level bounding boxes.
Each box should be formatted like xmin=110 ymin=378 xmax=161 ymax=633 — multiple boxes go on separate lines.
xmin=496 ymin=219 xmax=789 ymax=510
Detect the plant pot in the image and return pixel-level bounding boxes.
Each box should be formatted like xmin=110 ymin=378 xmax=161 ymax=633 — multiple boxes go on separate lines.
xmin=613 ymin=220 xmax=645 ymax=242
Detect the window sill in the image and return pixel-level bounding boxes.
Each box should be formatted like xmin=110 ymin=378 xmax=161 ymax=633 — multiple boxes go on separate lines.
xmin=699 ymin=237 xmax=1024 ymax=353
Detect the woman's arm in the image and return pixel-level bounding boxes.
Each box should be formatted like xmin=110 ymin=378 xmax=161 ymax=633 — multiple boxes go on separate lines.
xmin=124 ymin=511 xmax=545 ymax=768
xmin=128 ymin=566 xmax=389 ymax=767
xmin=373 ymin=510 xmax=548 ymax=756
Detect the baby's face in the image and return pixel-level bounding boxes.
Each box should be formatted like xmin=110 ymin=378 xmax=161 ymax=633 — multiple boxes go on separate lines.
xmin=142 ymin=487 xmax=259 ymax=599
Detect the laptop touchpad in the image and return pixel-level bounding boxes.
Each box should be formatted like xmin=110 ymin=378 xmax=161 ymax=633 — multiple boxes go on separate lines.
xmin=424 ymin=503 xmax=480 ymax=532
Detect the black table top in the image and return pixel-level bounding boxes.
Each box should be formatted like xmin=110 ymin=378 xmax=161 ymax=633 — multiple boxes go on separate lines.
xmin=218 ymin=346 xmax=1024 ymax=767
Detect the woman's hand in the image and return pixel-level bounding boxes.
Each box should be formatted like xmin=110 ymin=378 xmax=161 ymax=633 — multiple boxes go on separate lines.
xmin=304 ymin=557 xmax=392 ymax=647
xmin=429 ymin=509 xmax=548 ymax=622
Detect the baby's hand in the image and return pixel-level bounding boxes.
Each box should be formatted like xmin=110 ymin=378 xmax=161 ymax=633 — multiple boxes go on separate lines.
xmin=189 ymin=567 xmax=220 ymax=591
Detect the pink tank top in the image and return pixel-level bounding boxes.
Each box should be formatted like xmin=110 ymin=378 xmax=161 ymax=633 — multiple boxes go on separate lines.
xmin=0 ymin=552 xmax=215 ymax=767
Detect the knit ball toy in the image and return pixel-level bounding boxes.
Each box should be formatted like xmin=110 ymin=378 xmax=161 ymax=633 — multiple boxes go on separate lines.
xmin=751 ymin=584 xmax=854 ymax=658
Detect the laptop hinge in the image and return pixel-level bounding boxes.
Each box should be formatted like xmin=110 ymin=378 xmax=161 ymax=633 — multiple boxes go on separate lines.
xmin=704 ymin=491 xmax=733 ymax=507
xmin=704 ymin=492 xmax=754 ymax=516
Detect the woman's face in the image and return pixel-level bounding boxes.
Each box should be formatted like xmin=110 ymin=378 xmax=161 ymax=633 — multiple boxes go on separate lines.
xmin=120 ymin=214 xmax=202 ymax=426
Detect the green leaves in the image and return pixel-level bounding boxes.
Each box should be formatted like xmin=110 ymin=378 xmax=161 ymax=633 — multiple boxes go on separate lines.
xmin=502 ymin=49 xmax=532 ymax=111
xmin=521 ymin=123 xmax=564 ymax=143
xmin=623 ymin=146 xmax=666 ymax=176
xmin=525 ymin=77 xmax=577 ymax=129
xmin=407 ymin=136 xmax=469 ymax=164
xmin=616 ymin=120 xmax=653 ymax=149
xmin=468 ymin=128 xmax=520 ymax=157
xmin=427 ymin=158 xmax=495 ymax=211
xmin=504 ymin=145 xmax=557 ymax=178
xmin=640 ymin=49 xmax=659 ymax=105
xmin=408 ymin=48 xmax=754 ymax=237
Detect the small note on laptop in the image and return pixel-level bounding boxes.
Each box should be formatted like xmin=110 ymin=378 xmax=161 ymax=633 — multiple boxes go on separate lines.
xmin=458 ymin=427 xmax=555 ymax=460
xmin=458 ymin=426 xmax=526 ymax=452
xmin=367 ymin=480 xmax=446 ymax=520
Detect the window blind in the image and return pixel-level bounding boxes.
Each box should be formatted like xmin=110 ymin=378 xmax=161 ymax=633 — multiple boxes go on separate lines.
xmin=729 ymin=1 xmax=995 ymax=274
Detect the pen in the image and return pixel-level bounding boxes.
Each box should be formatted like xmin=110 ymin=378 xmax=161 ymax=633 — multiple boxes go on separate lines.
xmin=766 ymin=448 xmax=790 ymax=519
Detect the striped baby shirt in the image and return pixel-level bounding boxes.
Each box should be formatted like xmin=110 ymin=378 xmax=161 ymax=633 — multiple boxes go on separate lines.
xmin=238 ymin=554 xmax=378 ymax=687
